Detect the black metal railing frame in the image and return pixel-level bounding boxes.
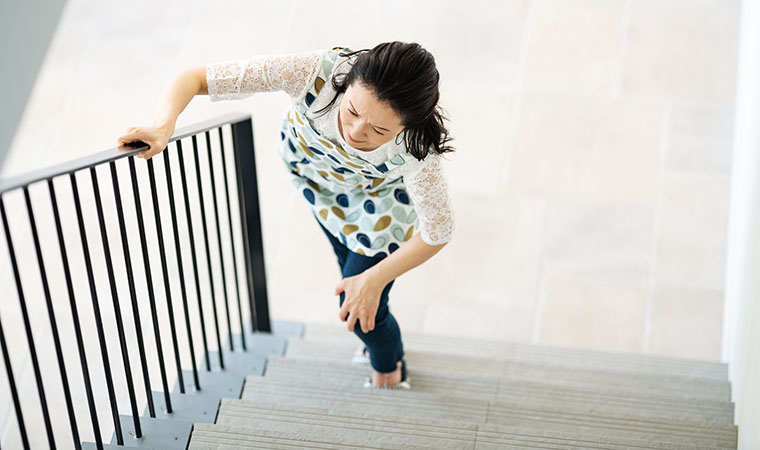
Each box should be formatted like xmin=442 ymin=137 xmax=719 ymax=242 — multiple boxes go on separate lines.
xmin=0 ymin=112 xmax=270 ymax=450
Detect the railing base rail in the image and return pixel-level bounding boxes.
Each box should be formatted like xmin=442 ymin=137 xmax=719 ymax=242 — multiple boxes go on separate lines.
xmin=146 ymin=391 xmax=220 ymax=425
xmin=110 ymin=415 xmax=192 ymax=450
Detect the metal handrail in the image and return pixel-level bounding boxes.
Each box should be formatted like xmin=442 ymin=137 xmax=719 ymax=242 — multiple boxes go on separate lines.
xmin=0 ymin=112 xmax=270 ymax=450
xmin=0 ymin=112 xmax=249 ymax=193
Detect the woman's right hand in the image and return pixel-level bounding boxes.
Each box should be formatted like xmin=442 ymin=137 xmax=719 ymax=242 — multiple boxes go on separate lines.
xmin=117 ymin=124 xmax=173 ymax=160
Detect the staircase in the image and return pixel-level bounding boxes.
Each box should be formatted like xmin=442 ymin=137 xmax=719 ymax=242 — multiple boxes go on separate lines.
xmin=188 ymin=322 xmax=737 ymax=450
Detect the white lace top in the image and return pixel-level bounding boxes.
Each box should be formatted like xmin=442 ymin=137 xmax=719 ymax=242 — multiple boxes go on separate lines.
xmin=206 ymin=51 xmax=455 ymax=245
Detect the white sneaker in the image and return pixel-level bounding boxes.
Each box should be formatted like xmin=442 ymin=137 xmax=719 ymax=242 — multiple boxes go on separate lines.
xmin=362 ymin=359 xmax=411 ymax=390
xmin=351 ymin=344 xmax=370 ymax=366
xmin=363 ymin=377 xmax=411 ymax=390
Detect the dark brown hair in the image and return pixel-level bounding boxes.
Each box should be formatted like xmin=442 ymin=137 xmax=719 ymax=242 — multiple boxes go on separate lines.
xmin=315 ymin=42 xmax=454 ymax=161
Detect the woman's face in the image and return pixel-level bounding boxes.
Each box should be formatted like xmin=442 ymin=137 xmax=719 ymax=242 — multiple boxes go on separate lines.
xmin=337 ymin=82 xmax=405 ymax=151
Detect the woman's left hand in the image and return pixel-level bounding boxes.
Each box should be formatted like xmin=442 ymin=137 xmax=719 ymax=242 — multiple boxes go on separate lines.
xmin=335 ymin=271 xmax=385 ymax=333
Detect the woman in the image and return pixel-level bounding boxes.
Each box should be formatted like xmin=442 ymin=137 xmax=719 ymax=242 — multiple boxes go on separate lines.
xmin=117 ymin=41 xmax=455 ymax=389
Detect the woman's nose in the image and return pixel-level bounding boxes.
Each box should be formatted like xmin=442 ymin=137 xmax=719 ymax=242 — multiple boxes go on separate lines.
xmin=354 ymin=120 xmax=370 ymax=137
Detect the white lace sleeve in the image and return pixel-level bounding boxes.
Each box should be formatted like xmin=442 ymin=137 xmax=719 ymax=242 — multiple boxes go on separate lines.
xmin=403 ymin=155 xmax=456 ymax=245
xmin=206 ymin=50 xmax=325 ymax=102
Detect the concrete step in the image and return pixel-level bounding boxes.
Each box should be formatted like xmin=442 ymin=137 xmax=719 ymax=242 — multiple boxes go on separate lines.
xmin=244 ymin=375 xmax=490 ymax=422
xmin=263 ymin=356 xmax=734 ymax=424
xmin=240 ymin=376 xmax=737 ymax=448
xmin=190 ymin=423 xmax=412 ymax=449
xmin=285 ymin=338 xmax=731 ymax=402
xmin=301 ymin=322 xmax=728 ymax=381
xmin=216 ymin=398 xmax=474 ymax=449
xmin=208 ymin=397 xmax=735 ymax=450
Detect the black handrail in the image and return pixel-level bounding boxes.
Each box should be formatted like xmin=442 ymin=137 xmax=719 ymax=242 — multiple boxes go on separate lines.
xmin=0 ymin=113 xmax=270 ymax=449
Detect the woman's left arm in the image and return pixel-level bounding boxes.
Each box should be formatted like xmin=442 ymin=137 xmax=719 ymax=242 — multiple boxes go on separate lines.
xmin=336 ymin=155 xmax=454 ymax=333
xmin=368 ymin=233 xmax=446 ymax=285
xmin=335 ymin=234 xmax=447 ymax=333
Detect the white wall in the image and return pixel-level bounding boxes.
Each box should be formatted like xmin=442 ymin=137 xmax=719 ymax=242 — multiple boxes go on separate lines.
xmin=0 ymin=0 xmax=67 ymax=169
xmin=723 ymin=0 xmax=760 ymax=446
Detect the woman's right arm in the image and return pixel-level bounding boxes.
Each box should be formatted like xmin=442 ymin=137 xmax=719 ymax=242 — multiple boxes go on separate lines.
xmin=117 ymin=65 xmax=207 ymax=160
xmin=117 ymin=51 xmax=324 ymax=160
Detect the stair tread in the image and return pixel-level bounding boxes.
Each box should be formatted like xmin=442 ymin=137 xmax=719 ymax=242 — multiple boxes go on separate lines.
xmin=185 ymin=321 xmax=737 ymax=449
xmin=241 ymin=376 xmax=737 ymax=447
xmin=213 ymin=400 xmax=736 ymax=450
xmin=262 ymin=356 xmax=734 ymax=423
xmin=285 ymin=338 xmax=730 ymax=401
xmin=196 ymin=397 xmax=737 ymax=449
xmin=301 ymin=322 xmax=728 ymax=380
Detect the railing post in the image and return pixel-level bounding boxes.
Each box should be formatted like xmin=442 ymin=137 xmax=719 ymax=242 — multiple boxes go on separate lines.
xmin=230 ymin=119 xmax=271 ymax=333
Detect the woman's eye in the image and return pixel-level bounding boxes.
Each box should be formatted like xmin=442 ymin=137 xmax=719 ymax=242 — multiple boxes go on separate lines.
xmin=374 ymin=129 xmax=384 ymax=135
xmin=349 ymin=109 xmax=359 ymax=117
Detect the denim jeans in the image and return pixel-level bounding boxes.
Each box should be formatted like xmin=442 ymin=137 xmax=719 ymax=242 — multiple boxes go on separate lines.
xmin=316 ymin=218 xmax=405 ymax=374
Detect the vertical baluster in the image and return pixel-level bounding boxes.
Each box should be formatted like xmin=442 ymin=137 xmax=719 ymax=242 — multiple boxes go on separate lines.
xmin=176 ymin=140 xmax=211 ymax=372
xmin=0 ymin=195 xmax=57 ymax=449
xmin=146 ymin=157 xmax=185 ymax=393
xmin=205 ymin=130 xmax=234 ymax=351
xmin=127 ymin=157 xmax=173 ymax=412
xmin=89 ymin=168 xmax=143 ymax=436
xmin=48 ymin=179 xmax=104 ymax=448
xmin=191 ymin=134 xmax=224 ymax=369
xmin=231 ymin=119 xmax=271 ymax=332
xmin=109 ymin=161 xmax=156 ymax=418
xmin=23 ymin=186 xmax=81 ymax=449
xmin=163 ymin=148 xmax=200 ymax=390
xmin=70 ymin=172 xmax=124 ymax=445
xmin=0 ymin=309 xmax=30 ymax=450
xmin=217 ymin=127 xmax=246 ymax=349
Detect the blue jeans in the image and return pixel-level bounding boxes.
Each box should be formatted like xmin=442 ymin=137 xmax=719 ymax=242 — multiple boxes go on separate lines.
xmin=316 ymin=219 xmax=405 ymax=374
